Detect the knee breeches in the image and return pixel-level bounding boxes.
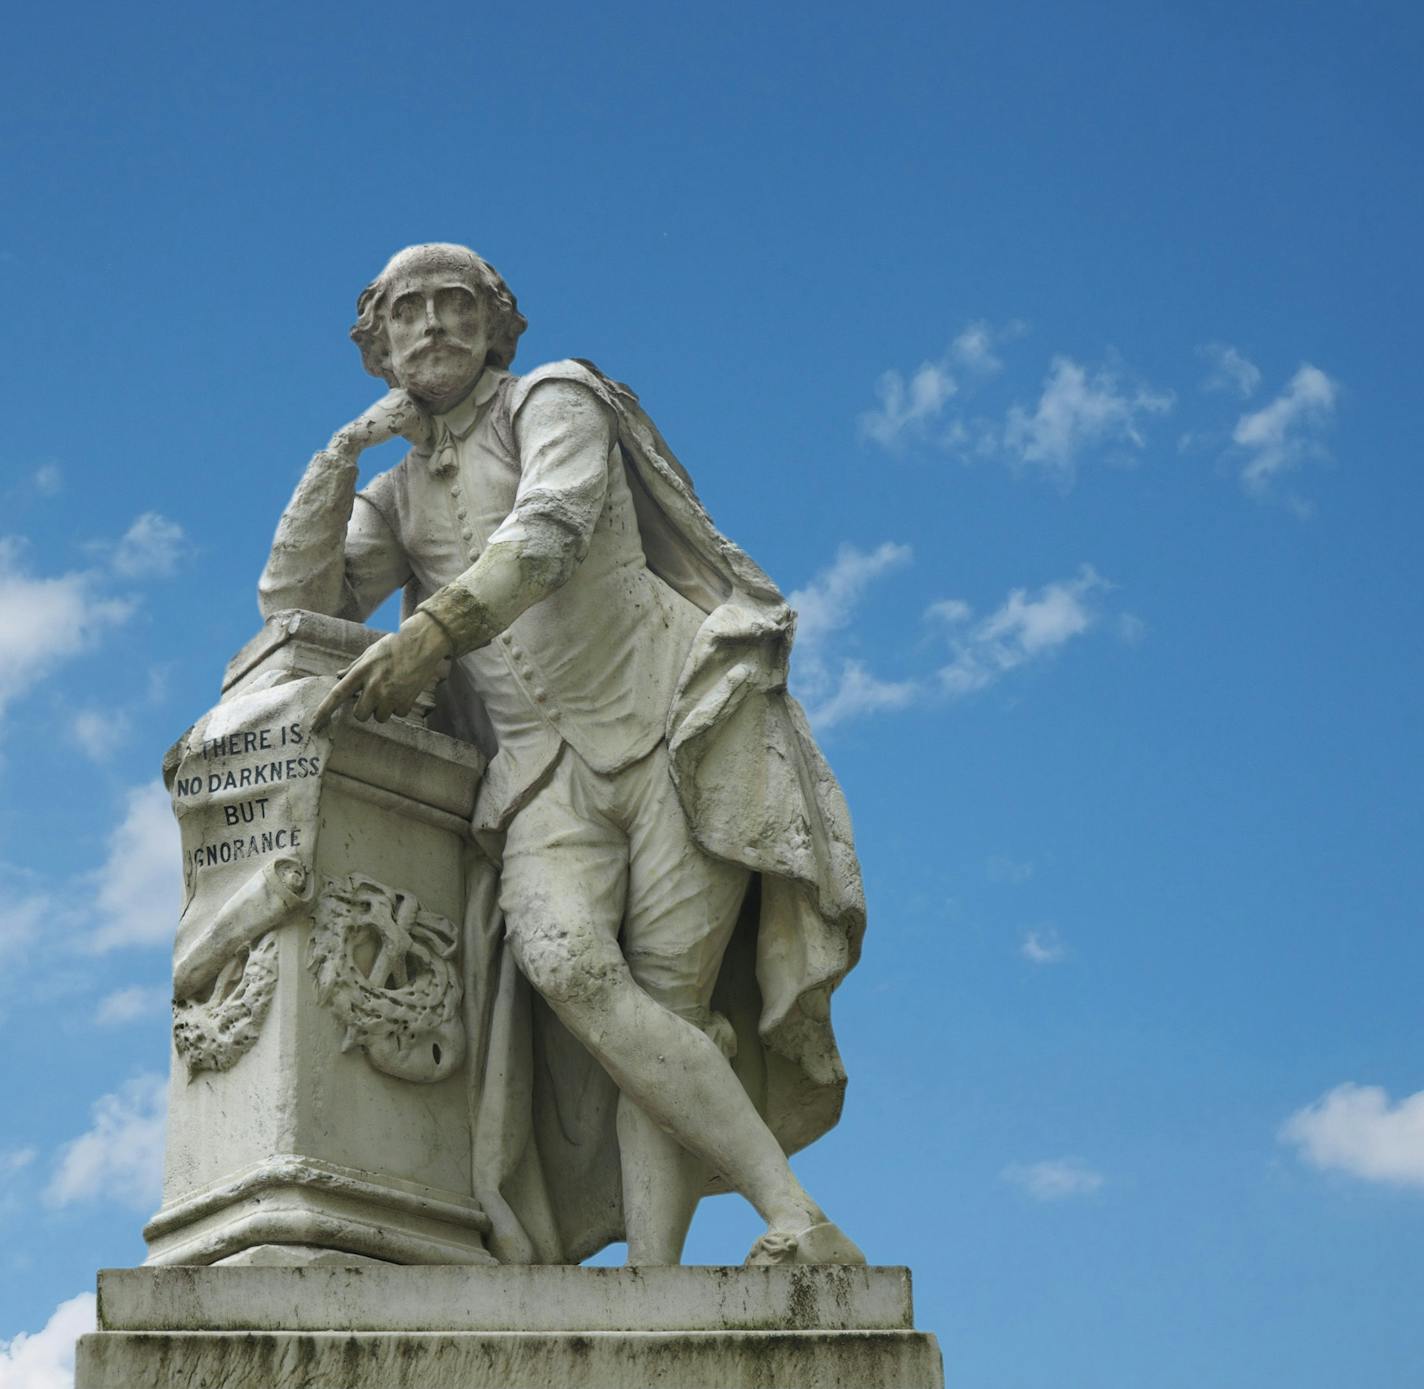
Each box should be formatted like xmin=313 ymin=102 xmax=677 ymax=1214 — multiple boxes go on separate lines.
xmin=498 ymin=744 xmax=750 ymax=1047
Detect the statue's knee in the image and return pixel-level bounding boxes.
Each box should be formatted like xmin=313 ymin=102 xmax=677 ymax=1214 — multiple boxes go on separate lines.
xmin=628 ymin=952 xmax=738 ymax=1060
xmin=509 ymin=916 xmax=625 ymax=1008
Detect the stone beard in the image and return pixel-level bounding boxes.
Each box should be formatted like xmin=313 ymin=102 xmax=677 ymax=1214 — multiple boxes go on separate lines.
xmin=259 ymin=242 xmax=867 ymax=1268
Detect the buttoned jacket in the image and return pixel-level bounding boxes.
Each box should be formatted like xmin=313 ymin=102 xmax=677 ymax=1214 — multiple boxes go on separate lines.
xmin=268 ymin=362 xmax=705 ymax=829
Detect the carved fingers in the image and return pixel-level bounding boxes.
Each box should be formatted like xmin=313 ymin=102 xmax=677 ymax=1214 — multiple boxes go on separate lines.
xmin=311 ymin=615 xmax=452 ymax=731
xmin=329 ymin=389 xmax=433 ymax=458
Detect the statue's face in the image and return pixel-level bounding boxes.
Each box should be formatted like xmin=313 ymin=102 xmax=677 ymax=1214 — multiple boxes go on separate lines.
xmin=383 ymin=261 xmax=491 ymax=407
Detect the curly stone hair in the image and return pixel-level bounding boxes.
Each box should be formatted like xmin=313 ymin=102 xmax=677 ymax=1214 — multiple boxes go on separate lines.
xmin=349 ymin=243 xmax=528 ymax=384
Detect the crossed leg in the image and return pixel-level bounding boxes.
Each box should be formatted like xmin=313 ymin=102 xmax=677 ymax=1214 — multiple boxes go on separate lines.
xmin=499 ymin=746 xmax=855 ymax=1263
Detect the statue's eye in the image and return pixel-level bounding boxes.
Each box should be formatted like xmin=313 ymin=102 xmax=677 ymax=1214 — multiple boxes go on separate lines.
xmin=390 ymin=295 xmax=422 ymax=324
xmin=435 ymin=287 xmax=479 ymax=320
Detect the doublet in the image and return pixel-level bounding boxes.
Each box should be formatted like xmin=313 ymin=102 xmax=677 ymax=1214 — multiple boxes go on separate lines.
xmin=316 ymin=362 xmax=703 ymax=828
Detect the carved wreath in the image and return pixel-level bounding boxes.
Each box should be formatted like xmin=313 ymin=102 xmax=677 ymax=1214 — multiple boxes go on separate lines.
xmin=172 ymin=932 xmax=280 ymax=1077
xmin=308 ymin=875 xmax=465 ymax=1083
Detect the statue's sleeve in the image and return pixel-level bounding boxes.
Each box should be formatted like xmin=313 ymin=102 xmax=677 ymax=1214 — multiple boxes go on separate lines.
xmin=258 ymin=451 xmax=412 ymax=621
xmin=414 ymin=379 xmax=612 ymax=653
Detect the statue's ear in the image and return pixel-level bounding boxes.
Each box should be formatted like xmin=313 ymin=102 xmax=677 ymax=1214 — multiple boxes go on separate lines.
xmin=351 ymin=283 xmax=395 ymax=384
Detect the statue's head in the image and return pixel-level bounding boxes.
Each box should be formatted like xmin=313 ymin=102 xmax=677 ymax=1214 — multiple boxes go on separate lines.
xmin=350 ymin=244 xmax=527 ymax=408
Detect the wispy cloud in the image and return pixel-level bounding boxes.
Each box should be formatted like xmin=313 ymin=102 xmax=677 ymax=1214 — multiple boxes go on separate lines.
xmin=89 ymin=782 xmax=182 ymax=951
xmin=45 ymin=1074 xmax=167 ymax=1211
xmin=791 ymin=551 xmax=1124 ymax=730
xmin=790 ymin=542 xmax=920 ymax=729
xmin=95 ymin=985 xmax=170 ymax=1026
xmin=0 ymin=885 xmax=50 ymax=968
xmin=0 ymin=781 xmax=181 ymax=1018
xmin=1001 ymin=357 xmax=1173 ymax=484
xmin=111 ymin=512 xmax=187 ymax=579
xmin=1002 ymin=1157 xmax=1104 ymax=1200
xmin=932 ymin=566 xmax=1109 ymax=696
xmin=0 ymin=540 xmax=134 ymax=728
xmin=0 ymin=1146 xmax=37 ymax=1224
xmin=1281 ymin=1083 xmax=1424 ymax=1189
xmin=1232 ymin=364 xmax=1339 ymax=498
xmin=1200 ymin=342 xmax=1262 ymax=399
xmin=1 ymin=1147 xmax=36 ymax=1178
xmin=986 ymin=854 xmax=1035 ymax=884
xmin=0 ymin=1292 xmax=95 ymax=1389
xmin=800 ymin=661 xmax=921 ymax=730
xmin=859 ymin=321 xmax=1018 ymax=449
xmin=70 ymin=707 xmax=134 ymax=763
xmin=1020 ymin=926 xmax=1067 ymax=964
xmin=30 ymin=463 xmax=63 ymax=496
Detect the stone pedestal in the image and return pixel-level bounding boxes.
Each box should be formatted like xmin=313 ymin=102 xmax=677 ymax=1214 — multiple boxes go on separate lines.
xmin=145 ymin=611 xmax=493 ymax=1268
xmin=77 ymin=1265 xmax=946 ymax=1388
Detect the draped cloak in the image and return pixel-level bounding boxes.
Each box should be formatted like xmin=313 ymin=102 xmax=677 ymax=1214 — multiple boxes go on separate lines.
xmin=444 ymin=362 xmax=867 ymax=1264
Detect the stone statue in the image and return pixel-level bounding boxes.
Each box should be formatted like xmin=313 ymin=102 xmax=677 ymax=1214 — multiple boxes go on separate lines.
xmin=256 ymin=243 xmax=868 ymax=1268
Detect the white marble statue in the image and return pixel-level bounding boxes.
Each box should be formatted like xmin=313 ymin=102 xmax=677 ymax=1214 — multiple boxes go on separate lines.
xmin=259 ymin=243 xmax=868 ymax=1267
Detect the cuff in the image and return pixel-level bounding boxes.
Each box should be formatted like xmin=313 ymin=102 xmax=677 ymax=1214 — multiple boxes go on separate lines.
xmin=414 ymin=583 xmax=500 ymax=657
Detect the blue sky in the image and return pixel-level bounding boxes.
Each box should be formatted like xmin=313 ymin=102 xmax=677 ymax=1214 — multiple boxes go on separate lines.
xmin=2 ymin=2 xmax=1422 ymax=1384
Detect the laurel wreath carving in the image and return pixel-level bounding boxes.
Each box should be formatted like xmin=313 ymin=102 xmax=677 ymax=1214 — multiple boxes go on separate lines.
xmin=308 ymin=874 xmax=465 ymax=1083
xmin=172 ymin=932 xmax=280 ymax=1077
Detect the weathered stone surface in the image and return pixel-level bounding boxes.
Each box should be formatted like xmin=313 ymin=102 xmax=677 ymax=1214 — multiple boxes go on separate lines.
xmin=78 ymin=1328 xmax=944 ymax=1389
xmin=246 ymin=243 xmax=870 ymax=1267
xmin=98 ymin=1263 xmax=913 ymax=1334
xmin=80 ymin=1265 xmax=945 ymax=1388
xmin=149 ymin=614 xmax=492 ymax=1268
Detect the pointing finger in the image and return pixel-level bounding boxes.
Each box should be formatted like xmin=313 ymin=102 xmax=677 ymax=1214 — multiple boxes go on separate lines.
xmin=312 ymin=666 xmax=365 ymax=731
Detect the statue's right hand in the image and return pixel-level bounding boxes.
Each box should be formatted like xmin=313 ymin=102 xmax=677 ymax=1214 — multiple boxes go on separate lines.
xmin=329 ymin=390 xmax=433 ymax=459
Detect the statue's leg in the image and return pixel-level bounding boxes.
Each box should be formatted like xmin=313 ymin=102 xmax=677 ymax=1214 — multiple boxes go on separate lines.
xmin=502 ymin=749 xmax=837 ymax=1254
xmin=615 ymin=1097 xmax=704 ymax=1264
xmin=616 ymin=748 xmax=750 ymax=1264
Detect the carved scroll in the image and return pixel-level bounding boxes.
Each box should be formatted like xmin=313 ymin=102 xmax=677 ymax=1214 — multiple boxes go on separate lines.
xmin=173 ymin=857 xmax=312 ymax=999
xmin=309 ymin=875 xmax=465 ymax=1083
xmin=165 ymin=676 xmax=332 ymax=1077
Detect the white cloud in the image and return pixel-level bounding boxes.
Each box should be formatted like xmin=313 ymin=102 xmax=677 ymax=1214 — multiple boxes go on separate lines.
xmin=860 ymin=361 xmax=959 ymax=449
xmin=0 ymin=540 xmax=134 ymax=725
xmin=800 ymin=661 xmax=920 ymax=731
xmin=0 ymin=889 xmax=49 ymax=967
xmin=31 ymin=463 xmax=63 ymax=496
xmin=1020 ymin=926 xmax=1067 ymax=965
xmin=859 ymin=322 xmax=1017 ymax=448
xmin=986 ymin=854 xmax=1034 ymax=884
xmin=926 ymin=597 xmax=972 ymax=626
xmin=1281 ymin=1083 xmax=1424 ymax=1189
xmin=1002 ymin=1158 xmax=1104 ymax=1200
xmin=1116 ymin=612 xmax=1148 ymax=645
xmin=89 ymin=782 xmax=181 ymax=951
xmin=1232 ymin=364 xmax=1339 ymax=496
xmin=1 ymin=1147 xmax=36 ymax=1177
xmin=95 ymin=985 xmax=169 ymax=1026
xmin=45 ymin=1074 xmax=167 ymax=1211
xmin=1200 ymin=342 xmax=1262 ymax=398
xmin=0 ymin=1292 xmax=95 ymax=1389
xmin=933 ymin=566 xmax=1108 ymax=696
xmin=70 ymin=708 xmax=133 ymax=763
xmin=792 ymin=551 xmax=1126 ymax=729
xmin=0 ymin=1145 xmax=36 ymax=1225
xmin=1002 ymin=357 xmax=1173 ymax=482
xmin=790 ymin=543 xmax=920 ymax=730
xmin=791 ymin=542 xmax=913 ymax=654
xmin=949 ymin=320 xmax=1017 ymax=376
xmin=111 ymin=512 xmax=186 ymax=579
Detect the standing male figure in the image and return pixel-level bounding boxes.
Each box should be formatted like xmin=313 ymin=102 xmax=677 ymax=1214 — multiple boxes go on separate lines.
xmin=260 ymin=243 xmax=866 ymax=1266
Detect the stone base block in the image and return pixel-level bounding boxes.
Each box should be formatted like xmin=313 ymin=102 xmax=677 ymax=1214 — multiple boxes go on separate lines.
xmin=79 ymin=1264 xmax=945 ymax=1388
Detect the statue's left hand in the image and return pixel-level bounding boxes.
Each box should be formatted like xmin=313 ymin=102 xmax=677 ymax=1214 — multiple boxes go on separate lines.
xmin=312 ymin=612 xmax=453 ymax=730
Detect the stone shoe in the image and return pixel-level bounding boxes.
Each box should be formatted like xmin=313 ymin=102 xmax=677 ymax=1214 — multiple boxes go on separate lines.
xmin=745 ymin=1220 xmax=866 ymax=1266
